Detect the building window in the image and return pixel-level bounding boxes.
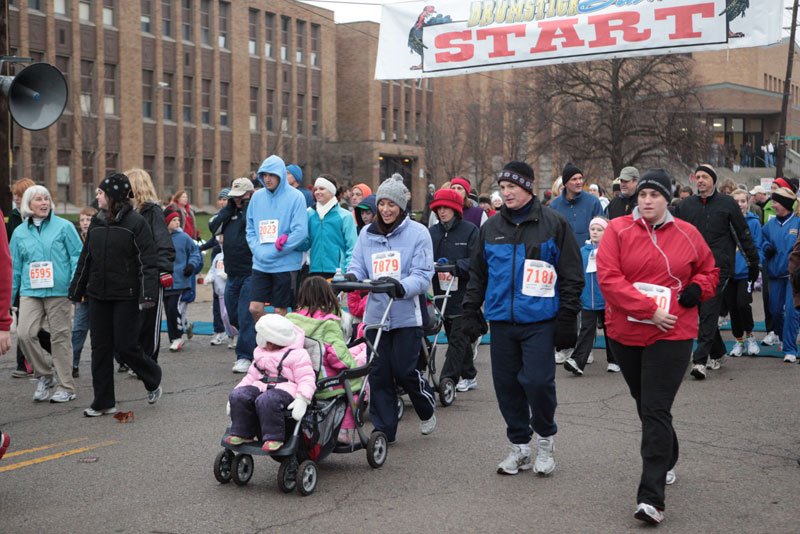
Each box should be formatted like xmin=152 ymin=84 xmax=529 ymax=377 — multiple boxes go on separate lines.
xmin=310 ymin=24 xmax=320 ymax=67
xmin=79 ymin=0 xmax=91 ymax=21
xmin=218 ymin=1 xmax=230 ymax=49
xmin=163 ymin=156 xmax=175 ymax=192
xmin=142 ymin=69 xmax=154 ymax=118
xmin=103 ymin=0 xmax=115 ymax=25
xmin=30 ymin=148 xmax=47 ymax=185
xmin=202 ymin=159 xmax=212 ymax=204
xmin=250 ymin=86 xmax=258 ymax=130
xmin=248 ymin=9 xmax=258 ymax=55
xmin=220 ymin=161 xmax=230 ymax=193
xmin=266 ymin=89 xmax=274 ymax=131
xmin=183 ymin=75 xmax=193 ymax=122
xmin=281 ymin=91 xmax=290 ymax=132
xmin=183 ymin=158 xmax=193 ymax=190
xmin=201 ymin=78 xmax=211 ymax=125
xmin=415 ymin=111 xmax=422 ymax=143
xmin=57 ymin=150 xmax=71 ymax=203
xmin=404 ymin=110 xmax=410 ymax=142
xmin=28 ymin=0 xmax=41 ymax=10
xmin=141 ymin=0 xmax=152 ymax=33
xmin=163 ymin=72 xmax=174 ymax=121
xmin=181 ymin=0 xmax=192 ymax=41
xmin=392 ymin=108 xmax=398 ymax=142
xmin=295 ymin=21 xmax=305 ymax=64
xmin=162 ymin=0 xmax=172 ymax=37
xmin=80 ymin=60 xmax=94 ymax=114
xmin=54 ymin=0 xmax=68 ymax=15
xmin=55 ymin=56 xmax=70 ymax=112
xmin=381 ymin=107 xmax=387 ymax=141
xmin=311 ymin=96 xmax=319 ymax=137
xmin=280 ymin=16 xmax=290 ymax=62
xmin=296 ymin=93 xmax=304 ymax=135
xmin=219 ymin=81 xmax=229 ymax=127
xmin=264 ymin=12 xmax=274 ymax=58
xmin=200 ymin=0 xmax=211 ymax=45
xmin=103 ymin=63 xmax=117 ymax=115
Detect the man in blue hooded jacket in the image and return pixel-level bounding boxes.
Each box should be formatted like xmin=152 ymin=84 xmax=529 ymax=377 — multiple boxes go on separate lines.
xmin=246 ymin=155 xmax=309 ymax=320
xmin=549 ymin=163 xmax=603 ymax=244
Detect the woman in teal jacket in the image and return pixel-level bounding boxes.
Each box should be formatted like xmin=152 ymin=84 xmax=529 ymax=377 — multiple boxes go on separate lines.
xmin=10 ymin=185 xmax=83 ymax=403
xmin=300 ymin=174 xmax=358 ymax=278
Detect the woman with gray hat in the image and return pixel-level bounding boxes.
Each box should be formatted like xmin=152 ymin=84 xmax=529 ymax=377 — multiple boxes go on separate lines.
xmin=345 ymin=174 xmax=436 ymax=443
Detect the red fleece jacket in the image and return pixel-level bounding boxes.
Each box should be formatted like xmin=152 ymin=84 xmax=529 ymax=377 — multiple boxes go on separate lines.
xmin=0 ymin=210 xmax=12 ymax=331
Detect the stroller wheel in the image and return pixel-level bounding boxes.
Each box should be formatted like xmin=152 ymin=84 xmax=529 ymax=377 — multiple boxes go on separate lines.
xmin=367 ymin=431 xmax=388 ymax=468
xmin=297 ymin=460 xmax=318 ymax=496
xmin=231 ymin=454 xmax=254 ymax=486
xmin=277 ymin=457 xmax=298 ymax=493
xmin=396 ymin=396 xmax=405 ymax=421
xmin=439 ymin=378 xmax=456 ymax=407
xmin=213 ymin=449 xmax=234 ymax=484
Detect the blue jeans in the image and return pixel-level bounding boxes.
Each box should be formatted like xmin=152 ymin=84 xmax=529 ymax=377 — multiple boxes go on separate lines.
xmin=768 ymin=277 xmax=799 ymax=355
xmin=225 ymin=275 xmax=256 ymax=362
xmin=212 ymin=292 xmax=224 ymax=334
xmin=72 ymin=301 xmax=91 ymax=368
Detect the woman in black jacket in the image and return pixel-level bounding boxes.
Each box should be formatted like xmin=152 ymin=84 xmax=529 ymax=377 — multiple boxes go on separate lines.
xmin=69 ymin=173 xmax=163 ymax=417
xmin=127 ymin=168 xmax=176 ymax=362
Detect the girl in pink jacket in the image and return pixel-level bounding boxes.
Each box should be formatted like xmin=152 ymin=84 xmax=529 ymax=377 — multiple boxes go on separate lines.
xmin=226 ymin=314 xmax=316 ymax=452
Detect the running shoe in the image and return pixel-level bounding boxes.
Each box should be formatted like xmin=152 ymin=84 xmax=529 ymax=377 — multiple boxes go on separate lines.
xmin=497 ymin=444 xmax=532 ymax=475
xmin=420 ymin=414 xmax=436 ymax=435
xmin=50 ymin=390 xmax=76 ymax=403
xmin=147 ymin=385 xmax=162 ymax=404
xmin=665 ymin=469 xmax=676 ymax=485
xmin=635 ymin=503 xmax=664 ymax=524
xmin=227 ymin=335 xmax=237 ymax=349
xmin=784 ymin=354 xmax=797 ymax=363
xmin=729 ymin=341 xmax=745 ymax=357
xmin=232 ymin=359 xmax=251 ymax=373
xmin=555 ymin=348 xmax=572 ymax=364
xmin=169 ymin=337 xmax=184 ymax=352
xmin=0 ymin=431 xmax=9 ymax=460
xmin=746 ymin=337 xmax=760 ymax=356
xmin=84 ymin=406 xmax=118 ymax=417
xmin=707 ymin=358 xmax=722 ymax=370
xmin=33 ymin=376 xmax=55 ymax=402
xmin=607 ymin=363 xmax=621 ymax=373
xmin=226 ymin=435 xmax=255 ymax=446
xmin=455 ymin=377 xmax=477 ymax=392
xmin=12 ymin=369 xmax=32 ymax=378
xmin=210 ymin=332 xmax=228 ymax=346
xmin=690 ymin=364 xmax=707 ymax=380
xmin=761 ymin=331 xmax=780 ymax=346
xmin=563 ymin=358 xmax=583 ymax=376
xmin=533 ymin=436 xmax=555 ymax=475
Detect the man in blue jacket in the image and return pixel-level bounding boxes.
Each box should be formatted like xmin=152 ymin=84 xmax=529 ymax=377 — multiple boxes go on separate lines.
xmin=549 ymin=163 xmax=604 ymax=244
xmin=287 ymin=163 xmax=314 ymax=208
xmin=246 ymin=155 xmax=309 ymax=320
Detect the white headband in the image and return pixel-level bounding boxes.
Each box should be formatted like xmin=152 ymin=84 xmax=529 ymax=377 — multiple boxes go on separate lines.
xmin=314 ymin=177 xmax=337 ymax=196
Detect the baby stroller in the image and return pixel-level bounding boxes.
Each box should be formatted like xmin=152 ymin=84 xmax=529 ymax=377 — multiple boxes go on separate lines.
xmin=212 ymin=279 xmax=400 ymax=496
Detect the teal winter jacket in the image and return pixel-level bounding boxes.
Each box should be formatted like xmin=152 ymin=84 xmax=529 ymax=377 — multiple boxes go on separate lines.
xmin=300 ymin=202 xmax=358 ymax=274
xmin=10 ymin=213 xmax=83 ymax=299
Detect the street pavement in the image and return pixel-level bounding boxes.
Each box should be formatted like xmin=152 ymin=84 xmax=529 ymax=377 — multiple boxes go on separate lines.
xmin=1 ymin=287 xmax=799 ymax=533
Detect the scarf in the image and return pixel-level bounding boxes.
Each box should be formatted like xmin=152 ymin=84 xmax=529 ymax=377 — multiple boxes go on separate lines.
xmin=316 ymin=197 xmax=338 ymax=220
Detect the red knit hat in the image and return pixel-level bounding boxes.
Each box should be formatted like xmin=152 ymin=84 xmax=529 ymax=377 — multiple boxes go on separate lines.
xmin=450 ymin=177 xmax=471 ymax=197
xmin=165 ymin=211 xmax=181 ymax=225
xmin=430 ymin=188 xmax=463 ymax=214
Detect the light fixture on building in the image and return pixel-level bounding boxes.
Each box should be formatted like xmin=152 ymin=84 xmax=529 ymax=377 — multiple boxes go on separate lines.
xmin=378 ymin=156 xmax=384 ymax=160
xmin=403 ymin=158 xmax=410 ymax=163
xmin=158 ymin=81 xmax=169 ymax=88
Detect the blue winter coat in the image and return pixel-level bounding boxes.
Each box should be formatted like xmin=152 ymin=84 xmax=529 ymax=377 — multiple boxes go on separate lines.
xmin=347 ymin=216 xmax=434 ymax=330
xmin=549 ymin=189 xmax=604 ymax=245
xmin=300 ymin=201 xmax=358 ymax=274
xmin=246 ymin=155 xmax=309 ymax=273
xmin=580 ymin=242 xmax=605 ymax=311
xmin=734 ymin=212 xmax=764 ymax=280
xmin=761 ymin=213 xmax=800 ymax=279
xmin=170 ymin=228 xmax=203 ymax=291
xmin=11 ymin=213 xmax=83 ymax=299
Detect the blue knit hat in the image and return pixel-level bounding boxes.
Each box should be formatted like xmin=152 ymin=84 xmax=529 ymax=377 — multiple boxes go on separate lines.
xmin=218 ymin=187 xmax=231 ymax=199
xmin=286 ymin=164 xmax=303 ymax=185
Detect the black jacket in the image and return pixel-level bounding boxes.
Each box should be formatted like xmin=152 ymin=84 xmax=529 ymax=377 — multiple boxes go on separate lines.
xmin=606 ymin=194 xmax=636 ymax=220
xmin=6 ymin=207 xmax=22 ymax=241
xmin=209 ymin=198 xmax=253 ymax=278
xmin=139 ymin=202 xmax=176 ymax=275
xmin=674 ymin=190 xmax=759 ymax=280
xmin=429 ymin=217 xmax=479 ymax=316
xmin=69 ymin=203 xmax=159 ymax=304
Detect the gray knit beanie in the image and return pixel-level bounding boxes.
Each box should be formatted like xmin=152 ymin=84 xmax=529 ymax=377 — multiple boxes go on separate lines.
xmin=376 ymin=173 xmax=408 ymax=211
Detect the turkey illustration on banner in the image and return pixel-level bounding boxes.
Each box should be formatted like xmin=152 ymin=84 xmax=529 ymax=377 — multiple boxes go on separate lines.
xmin=375 ymin=0 xmax=781 ymax=80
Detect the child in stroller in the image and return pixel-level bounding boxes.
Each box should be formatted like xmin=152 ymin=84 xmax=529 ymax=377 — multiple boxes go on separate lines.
xmin=226 ymin=314 xmax=316 ymax=452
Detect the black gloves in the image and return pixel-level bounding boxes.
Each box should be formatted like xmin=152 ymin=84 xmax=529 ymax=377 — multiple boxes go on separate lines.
xmin=553 ymin=312 xmax=578 ymax=352
xmin=764 ymin=246 xmax=777 ymax=260
xmin=343 ymin=272 xmax=358 ymax=282
xmin=748 ymin=265 xmax=760 ymax=283
xmin=377 ymin=277 xmax=405 ymax=298
xmin=461 ymin=308 xmax=488 ymax=341
xmin=183 ymin=265 xmax=195 ymax=278
xmin=678 ymin=283 xmax=702 ymax=308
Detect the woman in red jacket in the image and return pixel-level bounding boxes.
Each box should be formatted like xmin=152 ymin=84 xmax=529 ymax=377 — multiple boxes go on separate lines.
xmin=596 ymin=169 xmax=719 ymax=526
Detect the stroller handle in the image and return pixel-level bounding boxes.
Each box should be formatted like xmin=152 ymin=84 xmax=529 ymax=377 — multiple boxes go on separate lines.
xmin=330 ymin=279 xmax=400 ymax=298
xmin=434 ymin=264 xmax=456 ymax=273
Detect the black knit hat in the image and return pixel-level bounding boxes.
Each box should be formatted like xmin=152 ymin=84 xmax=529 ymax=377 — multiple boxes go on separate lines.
xmin=497 ymin=161 xmax=535 ymax=194
xmin=635 ymin=169 xmax=673 ymax=203
xmin=562 ymin=163 xmax=582 ymax=183
xmin=695 ymin=164 xmax=717 ymax=184
xmin=98 ymin=173 xmax=133 ymax=202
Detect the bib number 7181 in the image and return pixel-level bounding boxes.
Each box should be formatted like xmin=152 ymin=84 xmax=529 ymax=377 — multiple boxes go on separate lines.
xmin=521 ymin=259 xmax=556 ymax=298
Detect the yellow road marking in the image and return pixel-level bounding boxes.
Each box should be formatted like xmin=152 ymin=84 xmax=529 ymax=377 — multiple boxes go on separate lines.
xmin=0 ymin=441 xmax=118 ymax=473
xmin=4 ymin=437 xmax=88 ymax=458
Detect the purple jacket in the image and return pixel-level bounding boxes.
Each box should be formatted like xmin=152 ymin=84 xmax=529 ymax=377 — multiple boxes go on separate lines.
xmin=463 ymin=205 xmax=487 ymax=228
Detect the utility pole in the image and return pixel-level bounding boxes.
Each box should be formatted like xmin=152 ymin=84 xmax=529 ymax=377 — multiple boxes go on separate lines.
xmin=0 ymin=0 xmax=9 ymax=215
xmin=777 ymin=0 xmax=799 ymax=177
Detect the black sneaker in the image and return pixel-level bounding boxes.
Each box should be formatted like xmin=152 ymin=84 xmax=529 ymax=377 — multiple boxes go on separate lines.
xmin=117 ymin=363 xmax=130 ymax=373
xmin=72 ymin=367 xmax=80 ymax=378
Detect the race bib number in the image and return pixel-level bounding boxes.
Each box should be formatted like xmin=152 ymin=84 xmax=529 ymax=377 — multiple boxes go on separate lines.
xmin=259 ymin=219 xmax=279 ymax=243
xmin=437 ymin=272 xmax=458 ymax=291
xmin=29 ymin=261 xmax=54 ymax=289
xmin=586 ymin=250 xmax=597 ymax=273
xmin=522 ymin=259 xmax=556 ymax=297
xmin=372 ymin=251 xmax=401 ymax=280
xmin=628 ymin=282 xmax=671 ymax=324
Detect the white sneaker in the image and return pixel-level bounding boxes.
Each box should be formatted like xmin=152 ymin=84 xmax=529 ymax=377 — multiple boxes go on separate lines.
xmin=563 ymin=358 xmax=583 ymax=376
xmin=33 ymin=376 xmax=55 ymax=402
xmin=497 ymin=444 xmax=532 ymax=475
xmin=455 ymin=377 xmax=477 ymax=392
xmin=232 ymin=359 xmax=251 ymax=373
xmin=587 ymin=352 xmax=594 ymax=364
xmin=761 ymin=331 xmax=780 ymax=346
xmin=84 ymin=406 xmax=118 ymax=417
xmin=784 ymin=354 xmax=797 ymax=363
xmin=147 ymin=385 xmax=162 ymax=404
xmin=718 ymin=316 xmax=728 ymax=328
xmin=210 ymin=332 xmax=228 ymax=346
xmin=635 ymin=503 xmax=664 ymax=524
xmin=729 ymin=341 xmax=745 ymax=357
xmin=169 ymin=337 xmax=184 ymax=352
xmin=690 ymin=364 xmax=707 ymax=380
xmin=746 ymin=337 xmax=760 ymax=356
xmin=533 ymin=435 xmax=555 ymax=475
xmin=665 ymin=469 xmax=676 ymax=485
xmin=50 ymin=390 xmax=76 ymax=403
xmin=607 ymin=363 xmax=621 ymax=373
xmin=420 ymin=414 xmax=436 ymax=435
xmin=555 ymin=348 xmax=572 ymax=364
xmin=227 ymin=335 xmax=237 ymax=349
xmin=707 ymin=357 xmax=725 ymax=370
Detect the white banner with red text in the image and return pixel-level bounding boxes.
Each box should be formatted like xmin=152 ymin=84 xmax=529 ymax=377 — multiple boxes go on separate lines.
xmin=375 ymin=0 xmax=783 ymax=80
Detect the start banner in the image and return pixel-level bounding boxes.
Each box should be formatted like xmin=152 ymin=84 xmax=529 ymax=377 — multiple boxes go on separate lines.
xmin=375 ymin=0 xmax=783 ymax=79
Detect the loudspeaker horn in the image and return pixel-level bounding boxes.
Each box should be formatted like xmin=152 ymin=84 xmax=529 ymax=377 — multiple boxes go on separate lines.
xmin=0 ymin=62 xmax=68 ymax=131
